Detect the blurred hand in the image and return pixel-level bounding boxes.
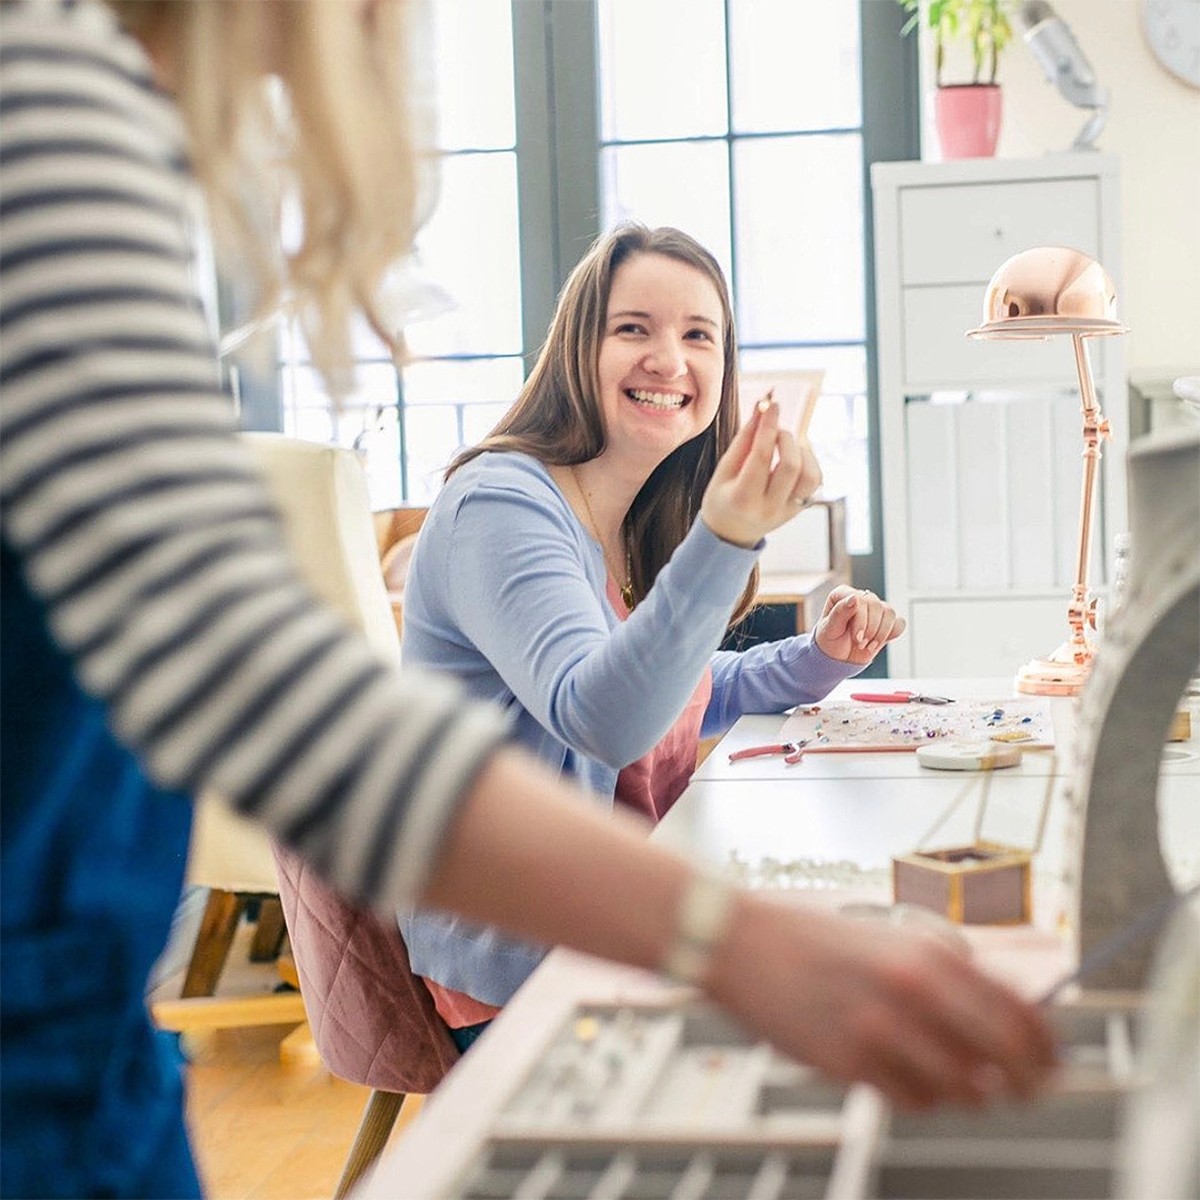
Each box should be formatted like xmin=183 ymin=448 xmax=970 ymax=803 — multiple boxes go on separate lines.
xmin=813 ymin=585 xmax=905 ymax=665
xmin=700 ymin=396 xmax=822 ymax=549
xmin=709 ymin=894 xmax=1059 ymax=1110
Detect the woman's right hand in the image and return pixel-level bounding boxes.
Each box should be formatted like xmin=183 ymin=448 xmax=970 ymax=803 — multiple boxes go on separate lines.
xmin=708 ymin=892 xmax=1059 ymax=1110
xmin=700 ymin=395 xmax=822 ymax=548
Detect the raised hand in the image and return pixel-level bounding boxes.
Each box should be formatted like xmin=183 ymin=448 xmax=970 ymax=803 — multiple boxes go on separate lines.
xmin=813 ymin=585 xmax=906 ymax=665
xmin=700 ymin=395 xmax=822 ymax=549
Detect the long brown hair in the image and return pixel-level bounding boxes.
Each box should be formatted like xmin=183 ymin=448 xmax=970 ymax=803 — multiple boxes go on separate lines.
xmin=108 ymin=0 xmax=434 ymax=392
xmin=449 ymin=223 xmax=758 ymax=624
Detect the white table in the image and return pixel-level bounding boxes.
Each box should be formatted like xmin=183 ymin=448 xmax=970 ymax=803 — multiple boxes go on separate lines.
xmin=685 ymin=676 xmax=1199 ymax=894
xmin=701 ymin=677 xmax=1079 ymax=782
xmin=365 ymin=679 xmax=1200 ymax=1199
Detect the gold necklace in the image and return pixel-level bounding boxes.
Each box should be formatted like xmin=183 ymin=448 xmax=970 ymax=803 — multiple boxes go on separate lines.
xmin=571 ymin=467 xmax=635 ymax=610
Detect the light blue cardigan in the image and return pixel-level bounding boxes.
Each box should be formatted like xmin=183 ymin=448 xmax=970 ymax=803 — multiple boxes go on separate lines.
xmin=401 ymin=452 xmax=861 ymax=1005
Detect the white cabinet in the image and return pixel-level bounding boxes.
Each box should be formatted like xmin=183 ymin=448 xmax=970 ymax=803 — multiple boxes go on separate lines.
xmin=871 ymin=155 xmax=1127 ymax=677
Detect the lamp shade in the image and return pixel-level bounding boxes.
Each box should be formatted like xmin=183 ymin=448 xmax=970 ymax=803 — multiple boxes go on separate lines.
xmin=968 ymin=246 xmax=1126 ymax=341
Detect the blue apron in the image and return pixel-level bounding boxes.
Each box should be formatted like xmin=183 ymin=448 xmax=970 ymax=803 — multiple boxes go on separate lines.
xmin=2 ymin=537 xmax=201 ymax=1198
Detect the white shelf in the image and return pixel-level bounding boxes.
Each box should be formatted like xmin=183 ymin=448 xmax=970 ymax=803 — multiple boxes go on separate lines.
xmin=871 ymin=156 xmax=1127 ymax=677
xmin=906 ymin=588 xmax=1101 ymax=603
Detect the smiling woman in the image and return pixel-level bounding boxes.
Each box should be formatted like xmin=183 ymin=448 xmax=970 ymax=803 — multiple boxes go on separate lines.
xmin=594 ymin=251 xmax=725 ymax=480
xmin=397 ymin=223 xmax=906 ymax=1042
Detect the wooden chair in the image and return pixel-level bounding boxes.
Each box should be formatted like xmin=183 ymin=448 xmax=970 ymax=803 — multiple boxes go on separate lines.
xmin=176 ymin=794 xmax=289 ymax=1008
xmin=156 ymin=433 xmax=394 ymax=1034
xmin=373 ymin=506 xmax=429 ymax=638
xmin=272 ymin=845 xmax=459 ymax=1198
xmin=218 ymin=439 xmax=458 ymax=1195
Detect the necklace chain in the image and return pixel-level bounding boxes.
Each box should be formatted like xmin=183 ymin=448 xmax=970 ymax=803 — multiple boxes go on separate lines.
xmin=571 ymin=467 xmax=635 ymax=611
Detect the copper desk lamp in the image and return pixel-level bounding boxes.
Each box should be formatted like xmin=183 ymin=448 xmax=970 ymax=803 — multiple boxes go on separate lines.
xmin=968 ymin=246 xmax=1128 ymax=696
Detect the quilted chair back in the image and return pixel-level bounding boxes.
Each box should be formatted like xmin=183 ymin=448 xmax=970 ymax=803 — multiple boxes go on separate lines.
xmin=246 ymin=435 xmax=459 ymax=1091
xmin=272 ymin=844 xmax=459 ymax=1091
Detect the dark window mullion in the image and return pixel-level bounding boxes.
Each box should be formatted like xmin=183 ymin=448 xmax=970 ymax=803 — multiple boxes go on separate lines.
xmin=723 ymin=0 xmax=738 ymax=327
xmin=858 ymin=0 xmax=921 ymax=613
xmin=739 ymin=339 xmax=867 ymax=352
xmin=396 ymin=364 xmax=409 ymax=503
xmin=599 ymin=125 xmax=865 ymax=151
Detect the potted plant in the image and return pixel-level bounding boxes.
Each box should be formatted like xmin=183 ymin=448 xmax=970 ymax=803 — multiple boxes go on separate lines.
xmin=898 ymin=0 xmax=1015 ymax=159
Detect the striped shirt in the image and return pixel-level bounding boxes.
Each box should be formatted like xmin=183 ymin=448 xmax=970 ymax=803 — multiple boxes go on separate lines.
xmin=0 ymin=0 xmax=510 ymax=911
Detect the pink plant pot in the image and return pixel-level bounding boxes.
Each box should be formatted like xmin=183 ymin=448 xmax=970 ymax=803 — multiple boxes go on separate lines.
xmin=934 ymin=84 xmax=1002 ymax=160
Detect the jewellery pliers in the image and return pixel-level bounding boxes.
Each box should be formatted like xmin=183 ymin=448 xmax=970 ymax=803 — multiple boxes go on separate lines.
xmin=728 ymin=740 xmax=809 ymax=765
xmin=850 ymin=690 xmax=954 ymax=704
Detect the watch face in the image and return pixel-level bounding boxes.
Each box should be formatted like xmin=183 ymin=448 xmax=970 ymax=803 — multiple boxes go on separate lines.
xmin=1141 ymin=0 xmax=1200 ymax=88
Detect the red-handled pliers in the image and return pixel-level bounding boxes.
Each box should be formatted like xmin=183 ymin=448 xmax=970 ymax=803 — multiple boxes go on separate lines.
xmin=728 ymin=741 xmax=809 ymax=764
xmin=850 ymin=690 xmax=954 ymax=704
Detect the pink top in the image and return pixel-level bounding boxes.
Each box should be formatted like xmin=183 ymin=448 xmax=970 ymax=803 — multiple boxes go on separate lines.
xmin=426 ymin=977 xmax=502 ymax=1029
xmin=607 ymin=578 xmax=713 ymax=825
xmin=425 ymin=575 xmax=713 ymax=1029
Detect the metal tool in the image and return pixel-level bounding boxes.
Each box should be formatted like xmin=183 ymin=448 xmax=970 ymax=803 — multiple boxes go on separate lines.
xmin=850 ymin=690 xmax=955 ymax=705
xmin=727 ymin=741 xmax=808 ymax=765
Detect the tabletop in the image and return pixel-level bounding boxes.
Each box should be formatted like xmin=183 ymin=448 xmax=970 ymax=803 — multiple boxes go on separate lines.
xmin=364 ymin=677 xmax=1200 ymax=1199
xmin=699 ymin=677 xmax=1200 ymax=782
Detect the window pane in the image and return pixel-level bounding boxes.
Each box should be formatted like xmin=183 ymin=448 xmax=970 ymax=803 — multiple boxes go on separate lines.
xmin=403 ymin=152 xmax=523 ymax=359
xmin=279 ymin=318 xmax=305 ymax=365
xmin=431 ymin=0 xmax=515 ymax=151
xmin=282 ymin=363 xmax=399 ymax=433
xmin=739 ymin=345 xmax=866 ymax=396
xmin=355 ymin=406 xmax=403 ymax=509
xmin=601 ymin=142 xmax=732 ymax=280
xmin=728 ymin=0 xmax=861 ymax=133
xmin=461 ymin=400 xmax=515 ymax=445
xmin=733 ymin=134 xmax=865 ymax=345
xmin=328 ymin=404 xmax=377 ymax=451
xmin=597 ymin=0 xmax=728 ymax=141
xmin=740 ymin=345 xmax=872 ymax=555
xmin=401 ymin=357 xmax=525 ymax=501
xmin=280 ymin=362 xmax=400 ymax=509
xmin=280 ymin=314 xmax=392 ymax=366
xmin=403 ymin=404 xmax=463 ymax=502
xmin=401 ymin=356 xmax=524 ymax=406
xmin=284 ymin=404 xmax=333 ymax=446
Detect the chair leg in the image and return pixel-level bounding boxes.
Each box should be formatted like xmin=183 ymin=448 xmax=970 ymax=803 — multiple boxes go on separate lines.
xmin=248 ymin=896 xmax=286 ymax=962
xmin=181 ymin=889 xmax=246 ymax=998
xmin=333 ymin=1090 xmax=407 ymax=1200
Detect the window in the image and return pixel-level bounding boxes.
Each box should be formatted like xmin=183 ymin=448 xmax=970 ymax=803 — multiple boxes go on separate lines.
xmin=598 ymin=0 xmax=872 ymax=552
xmin=269 ymin=1 xmax=917 ymax=579
xmin=277 ymin=0 xmax=525 ymax=506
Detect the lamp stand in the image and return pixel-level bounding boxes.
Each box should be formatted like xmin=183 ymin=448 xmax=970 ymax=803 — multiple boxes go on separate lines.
xmin=1016 ymin=333 xmax=1112 ymax=696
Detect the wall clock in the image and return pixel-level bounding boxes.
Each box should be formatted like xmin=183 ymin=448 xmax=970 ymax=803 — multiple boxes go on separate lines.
xmin=1140 ymin=0 xmax=1200 ymax=88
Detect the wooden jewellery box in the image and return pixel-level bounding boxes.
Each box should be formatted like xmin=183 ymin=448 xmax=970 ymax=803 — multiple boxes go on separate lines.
xmin=893 ymin=841 xmax=1032 ymax=925
xmin=892 ymin=760 xmax=1053 ymax=925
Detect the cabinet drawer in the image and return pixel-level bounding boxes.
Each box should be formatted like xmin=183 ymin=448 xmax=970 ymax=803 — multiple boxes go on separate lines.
xmin=900 ymin=179 xmax=1100 ymax=285
xmin=910 ymin=597 xmax=1069 ymax=677
xmin=902 ymin=286 xmax=1081 ymax=389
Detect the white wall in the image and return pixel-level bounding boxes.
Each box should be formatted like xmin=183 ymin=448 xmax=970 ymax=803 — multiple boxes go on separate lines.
xmin=917 ymin=0 xmax=1200 ymax=373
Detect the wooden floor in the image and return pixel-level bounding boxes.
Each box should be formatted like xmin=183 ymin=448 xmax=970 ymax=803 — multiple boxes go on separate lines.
xmin=185 ymin=1022 xmax=425 ymax=1200
xmin=156 ymin=919 xmax=425 ymax=1200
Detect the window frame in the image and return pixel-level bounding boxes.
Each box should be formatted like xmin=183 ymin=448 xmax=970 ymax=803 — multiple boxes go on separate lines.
xmin=239 ymin=0 xmax=919 ymax=599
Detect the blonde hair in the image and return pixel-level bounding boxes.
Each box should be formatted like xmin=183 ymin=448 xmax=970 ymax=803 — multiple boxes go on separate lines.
xmin=109 ymin=0 xmax=435 ymax=390
xmin=450 ymin=223 xmax=758 ymax=623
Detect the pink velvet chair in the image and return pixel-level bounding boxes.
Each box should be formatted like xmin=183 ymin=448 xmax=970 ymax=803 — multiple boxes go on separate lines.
xmin=242 ymin=436 xmax=459 ymax=1196
xmin=272 ymin=845 xmax=459 ymax=1198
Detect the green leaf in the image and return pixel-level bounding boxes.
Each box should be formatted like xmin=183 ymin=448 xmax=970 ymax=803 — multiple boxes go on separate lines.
xmin=893 ymin=0 xmax=1016 ymax=87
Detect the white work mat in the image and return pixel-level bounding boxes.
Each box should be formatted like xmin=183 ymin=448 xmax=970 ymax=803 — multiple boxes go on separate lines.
xmin=779 ymin=696 xmax=1054 ymax=753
